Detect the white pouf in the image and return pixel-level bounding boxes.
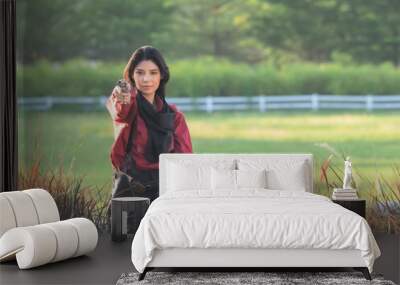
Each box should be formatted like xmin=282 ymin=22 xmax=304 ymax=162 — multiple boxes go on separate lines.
xmin=0 ymin=189 xmax=98 ymax=269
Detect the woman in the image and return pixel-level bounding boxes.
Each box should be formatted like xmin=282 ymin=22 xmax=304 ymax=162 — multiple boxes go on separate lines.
xmin=106 ymin=46 xmax=193 ymax=202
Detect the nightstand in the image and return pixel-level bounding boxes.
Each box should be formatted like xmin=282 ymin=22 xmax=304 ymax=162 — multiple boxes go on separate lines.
xmin=111 ymin=197 xmax=150 ymax=242
xmin=332 ymin=199 xmax=366 ymax=218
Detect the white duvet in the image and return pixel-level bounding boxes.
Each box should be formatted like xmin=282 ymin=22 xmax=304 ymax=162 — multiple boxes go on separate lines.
xmin=131 ymin=190 xmax=380 ymax=273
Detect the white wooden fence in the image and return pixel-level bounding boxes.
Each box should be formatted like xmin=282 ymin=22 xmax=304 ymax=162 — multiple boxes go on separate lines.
xmin=17 ymin=94 xmax=400 ymax=112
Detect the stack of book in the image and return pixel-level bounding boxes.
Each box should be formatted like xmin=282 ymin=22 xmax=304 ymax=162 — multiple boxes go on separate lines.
xmin=332 ymin=188 xmax=358 ymax=200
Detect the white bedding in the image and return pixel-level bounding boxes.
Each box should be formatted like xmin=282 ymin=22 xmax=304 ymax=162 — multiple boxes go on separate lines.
xmin=131 ymin=190 xmax=380 ymax=273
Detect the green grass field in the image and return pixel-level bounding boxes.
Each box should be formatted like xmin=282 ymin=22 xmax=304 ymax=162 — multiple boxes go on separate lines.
xmin=18 ymin=110 xmax=400 ymax=198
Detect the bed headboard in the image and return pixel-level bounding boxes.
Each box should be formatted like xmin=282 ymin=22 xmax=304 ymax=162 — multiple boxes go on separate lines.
xmin=159 ymin=153 xmax=314 ymax=195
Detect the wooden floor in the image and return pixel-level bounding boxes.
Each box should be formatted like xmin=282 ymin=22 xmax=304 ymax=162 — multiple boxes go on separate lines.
xmin=0 ymin=233 xmax=134 ymax=285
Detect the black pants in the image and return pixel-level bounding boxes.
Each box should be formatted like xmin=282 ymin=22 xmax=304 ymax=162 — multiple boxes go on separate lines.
xmin=130 ymin=168 xmax=159 ymax=203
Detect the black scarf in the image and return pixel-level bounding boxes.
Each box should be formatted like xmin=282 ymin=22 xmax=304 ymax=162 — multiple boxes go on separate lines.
xmin=136 ymin=92 xmax=175 ymax=163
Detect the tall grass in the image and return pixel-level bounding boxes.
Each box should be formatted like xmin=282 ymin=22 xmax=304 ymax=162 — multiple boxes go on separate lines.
xmin=18 ymin=154 xmax=110 ymax=232
xmin=318 ymin=145 xmax=400 ymax=234
xmin=366 ymin=167 xmax=400 ymax=234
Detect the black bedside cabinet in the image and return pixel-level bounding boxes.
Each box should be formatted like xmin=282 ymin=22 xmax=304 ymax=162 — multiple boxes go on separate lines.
xmin=332 ymin=199 xmax=366 ymax=218
xmin=111 ymin=197 xmax=150 ymax=242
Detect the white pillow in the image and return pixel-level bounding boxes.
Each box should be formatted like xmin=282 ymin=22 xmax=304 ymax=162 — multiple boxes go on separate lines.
xmin=266 ymin=163 xmax=307 ymax=191
xmin=167 ymin=162 xmax=211 ymax=192
xmin=165 ymin=159 xmax=236 ymax=193
xmin=211 ymin=168 xmax=237 ymax=191
xmin=238 ymin=159 xmax=309 ymax=191
xmin=211 ymin=168 xmax=268 ymax=193
xmin=236 ymin=169 xmax=268 ymax=189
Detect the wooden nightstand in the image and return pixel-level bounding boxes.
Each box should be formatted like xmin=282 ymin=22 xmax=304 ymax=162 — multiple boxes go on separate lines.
xmin=332 ymin=199 xmax=366 ymax=218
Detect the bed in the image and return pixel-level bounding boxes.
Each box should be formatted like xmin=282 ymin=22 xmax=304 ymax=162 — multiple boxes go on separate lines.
xmin=131 ymin=154 xmax=381 ymax=280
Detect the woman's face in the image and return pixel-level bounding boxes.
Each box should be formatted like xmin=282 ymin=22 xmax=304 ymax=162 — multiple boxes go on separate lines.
xmin=132 ymin=60 xmax=161 ymax=97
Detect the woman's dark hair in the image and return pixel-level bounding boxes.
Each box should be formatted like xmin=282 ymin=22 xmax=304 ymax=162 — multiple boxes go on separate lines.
xmin=123 ymin=46 xmax=170 ymax=98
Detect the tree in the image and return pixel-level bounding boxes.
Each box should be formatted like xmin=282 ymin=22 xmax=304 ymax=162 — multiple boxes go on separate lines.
xmin=153 ymin=0 xmax=266 ymax=62
xmin=16 ymin=0 xmax=400 ymax=65
xmin=253 ymin=0 xmax=400 ymax=65
xmin=17 ymin=0 xmax=172 ymax=63
xmin=334 ymin=0 xmax=400 ymax=66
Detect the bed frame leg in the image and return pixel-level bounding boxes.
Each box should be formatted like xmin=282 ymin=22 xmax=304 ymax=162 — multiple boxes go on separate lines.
xmin=354 ymin=267 xmax=371 ymax=280
xmin=138 ymin=268 xmax=148 ymax=281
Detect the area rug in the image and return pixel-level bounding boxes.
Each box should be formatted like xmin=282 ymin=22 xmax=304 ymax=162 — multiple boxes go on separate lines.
xmin=116 ymin=271 xmax=396 ymax=285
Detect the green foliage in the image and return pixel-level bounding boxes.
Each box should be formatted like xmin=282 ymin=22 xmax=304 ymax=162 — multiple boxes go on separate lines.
xmin=16 ymin=0 xmax=400 ymax=66
xmin=254 ymin=0 xmax=400 ymax=65
xmin=17 ymin=0 xmax=171 ymax=63
xmin=18 ymin=59 xmax=125 ymax=97
xmin=18 ymin=59 xmax=400 ymax=98
xmin=169 ymin=57 xmax=257 ymax=97
xmin=155 ymin=0 xmax=262 ymax=62
xmin=327 ymin=64 xmax=400 ymax=95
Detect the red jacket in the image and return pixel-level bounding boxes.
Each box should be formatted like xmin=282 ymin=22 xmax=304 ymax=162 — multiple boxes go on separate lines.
xmin=106 ymin=88 xmax=193 ymax=171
